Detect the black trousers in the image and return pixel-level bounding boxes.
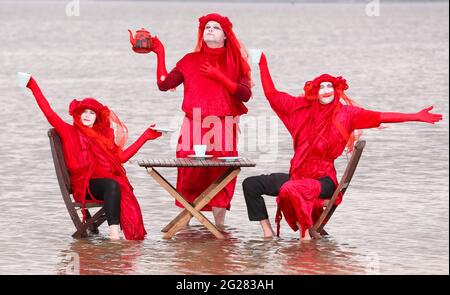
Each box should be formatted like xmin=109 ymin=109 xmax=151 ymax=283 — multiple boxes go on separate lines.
xmin=242 ymin=173 xmax=336 ymax=221
xmin=87 ymin=178 xmax=121 ymax=226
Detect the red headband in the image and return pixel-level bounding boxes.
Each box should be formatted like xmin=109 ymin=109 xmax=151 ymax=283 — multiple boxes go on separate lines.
xmin=304 ymin=74 xmax=349 ymax=100
xmin=198 ymin=13 xmax=233 ymax=33
xmin=69 ymin=97 xmax=106 ymax=116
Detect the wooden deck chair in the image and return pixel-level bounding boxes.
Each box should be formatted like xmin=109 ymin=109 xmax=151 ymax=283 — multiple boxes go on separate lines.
xmin=47 ymin=128 xmax=106 ymax=238
xmin=312 ymin=140 xmax=366 ymax=236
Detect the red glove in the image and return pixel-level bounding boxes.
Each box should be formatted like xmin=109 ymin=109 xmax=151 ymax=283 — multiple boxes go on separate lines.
xmin=200 ymin=61 xmax=237 ymax=94
xmin=380 ymin=106 xmax=443 ymax=124
xmin=144 ymin=124 xmax=162 ymax=140
xmin=119 ymin=124 xmax=162 ymax=163
xmin=151 ymin=36 xmax=164 ymax=56
xmin=415 ymin=106 xmax=443 ymax=124
xmin=151 ymin=36 xmax=168 ymax=85
xmin=258 ymin=52 xmax=278 ymax=98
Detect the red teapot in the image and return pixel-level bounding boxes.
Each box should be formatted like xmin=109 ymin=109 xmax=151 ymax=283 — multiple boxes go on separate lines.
xmin=128 ymin=28 xmax=153 ymax=54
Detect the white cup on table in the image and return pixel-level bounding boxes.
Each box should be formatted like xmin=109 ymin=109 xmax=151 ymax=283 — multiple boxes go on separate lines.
xmin=193 ymin=145 xmax=207 ymax=157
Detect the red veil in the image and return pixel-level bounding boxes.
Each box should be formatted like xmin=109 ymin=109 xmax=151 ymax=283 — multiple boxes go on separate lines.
xmin=195 ymin=13 xmax=252 ymax=84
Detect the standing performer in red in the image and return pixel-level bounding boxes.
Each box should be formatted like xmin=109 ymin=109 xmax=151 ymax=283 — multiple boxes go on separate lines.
xmin=148 ymin=13 xmax=252 ymax=228
xmin=242 ymin=53 xmax=443 ymax=240
xmin=20 ymin=73 xmax=162 ymax=240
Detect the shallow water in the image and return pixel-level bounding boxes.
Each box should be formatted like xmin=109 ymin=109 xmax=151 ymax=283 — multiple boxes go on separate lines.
xmin=0 ymin=1 xmax=448 ymax=274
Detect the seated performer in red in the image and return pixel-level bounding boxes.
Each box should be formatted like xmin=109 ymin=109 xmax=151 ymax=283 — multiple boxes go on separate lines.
xmin=20 ymin=73 xmax=162 ymax=240
xmin=242 ymin=53 xmax=443 ymax=240
xmin=148 ymin=13 xmax=252 ymax=228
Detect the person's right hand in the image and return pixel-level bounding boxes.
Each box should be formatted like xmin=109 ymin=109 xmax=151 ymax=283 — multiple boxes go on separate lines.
xmin=151 ymin=36 xmax=164 ymax=55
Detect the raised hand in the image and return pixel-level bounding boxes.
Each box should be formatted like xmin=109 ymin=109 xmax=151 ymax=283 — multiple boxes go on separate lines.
xmin=259 ymin=52 xmax=267 ymax=66
xmin=151 ymin=36 xmax=164 ymax=55
xmin=416 ymin=106 xmax=443 ymax=124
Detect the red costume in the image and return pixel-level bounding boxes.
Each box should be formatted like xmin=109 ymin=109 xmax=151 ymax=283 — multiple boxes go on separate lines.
xmin=259 ymin=53 xmax=442 ymax=237
xmin=27 ymin=77 xmax=158 ymax=240
xmin=152 ymin=13 xmax=252 ymax=210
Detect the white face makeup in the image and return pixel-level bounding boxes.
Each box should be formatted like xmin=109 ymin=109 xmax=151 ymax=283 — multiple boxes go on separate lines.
xmin=318 ymin=82 xmax=335 ymax=105
xmin=81 ymin=109 xmax=96 ymax=128
xmin=203 ymin=20 xmax=226 ymax=48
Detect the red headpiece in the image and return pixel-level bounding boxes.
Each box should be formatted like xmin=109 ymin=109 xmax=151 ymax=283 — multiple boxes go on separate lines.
xmin=69 ymin=98 xmax=128 ymax=151
xmin=195 ymin=13 xmax=251 ymax=83
xmin=303 ymin=74 xmax=360 ymax=153
xmin=303 ymin=74 xmax=349 ymax=100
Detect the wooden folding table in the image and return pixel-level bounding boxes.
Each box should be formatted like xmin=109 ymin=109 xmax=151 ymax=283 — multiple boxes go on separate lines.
xmin=139 ymin=158 xmax=256 ymax=239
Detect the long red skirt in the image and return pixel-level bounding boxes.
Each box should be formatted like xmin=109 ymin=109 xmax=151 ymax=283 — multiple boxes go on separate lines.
xmin=276 ymin=178 xmax=323 ymax=237
xmin=175 ymin=115 xmax=239 ymax=210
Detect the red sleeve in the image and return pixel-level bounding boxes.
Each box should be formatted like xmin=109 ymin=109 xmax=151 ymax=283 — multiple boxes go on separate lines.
xmin=234 ymin=76 xmax=252 ymax=102
xmin=158 ymin=67 xmax=184 ymax=91
xmin=119 ymin=132 xmax=148 ymax=163
xmin=259 ymin=55 xmax=309 ymax=118
xmin=27 ymin=78 xmax=71 ymax=134
xmin=350 ymin=106 xmax=382 ymax=130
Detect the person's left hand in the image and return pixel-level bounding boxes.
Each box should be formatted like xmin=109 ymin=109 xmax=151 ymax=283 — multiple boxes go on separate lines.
xmin=200 ymin=61 xmax=224 ymax=81
xmin=416 ymin=106 xmax=443 ymax=124
xmin=144 ymin=124 xmax=162 ymax=140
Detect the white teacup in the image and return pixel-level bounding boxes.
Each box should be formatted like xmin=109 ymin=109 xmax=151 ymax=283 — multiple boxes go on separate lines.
xmin=248 ymin=49 xmax=262 ymax=64
xmin=17 ymin=72 xmax=31 ymax=88
xmin=193 ymin=144 xmax=207 ymax=157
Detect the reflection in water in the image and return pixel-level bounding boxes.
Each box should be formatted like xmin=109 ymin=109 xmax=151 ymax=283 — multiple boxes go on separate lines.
xmin=58 ymin=237 xmax=144 ymax=275
xmin=168 ymin=226 xmax=246 ymax=274
xmin=276 ymin=237 xmax=366 ymax=274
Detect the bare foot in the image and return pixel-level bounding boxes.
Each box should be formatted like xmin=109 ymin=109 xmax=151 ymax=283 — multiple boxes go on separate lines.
xmin=216 ymin=223 xmax=225 ymax=232
xmin=260 ymin=219 xmax=275 ymax=239
xmin=309 ymin=229 xmax=322 ymax=240
xmin=299 ymin=229 xmax=312 ymax=241
xmin=109 ymin=225 xmax=121 ymax=240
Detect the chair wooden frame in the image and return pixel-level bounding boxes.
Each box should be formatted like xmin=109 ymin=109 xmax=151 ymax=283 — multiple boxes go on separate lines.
xmin=311 ymin=140 xmax=366 ymax=236
xmin=47 ymin=128 xmax=106 ymax=239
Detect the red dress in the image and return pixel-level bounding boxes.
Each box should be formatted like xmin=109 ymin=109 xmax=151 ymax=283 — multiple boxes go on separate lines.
xmin=28 ymin=79 xmax=146 ymax=240
xmin=273 ymin=95 xmax=381 ymax=236
xmin=259 ymin=62 xmax=381 ymax=237
xmin=159 ymin=46 xmax=252 ymax=210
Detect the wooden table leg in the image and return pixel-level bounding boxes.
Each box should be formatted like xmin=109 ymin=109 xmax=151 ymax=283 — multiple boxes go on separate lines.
xmin=162 ymin=167 xmax=241 ymax=239
xmin=146 ymin=168 xmax=226 ymax=239
xmin=161 ymin=167 xmax=238 ymax=232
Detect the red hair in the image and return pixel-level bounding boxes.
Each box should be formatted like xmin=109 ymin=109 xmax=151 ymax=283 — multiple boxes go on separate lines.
xmin=195 ymin=13 xmax=252 ymax=84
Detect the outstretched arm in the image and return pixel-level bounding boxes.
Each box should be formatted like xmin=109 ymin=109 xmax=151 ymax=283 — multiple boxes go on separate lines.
xmin=351 ymin=105 xmax=443 ymax=131
xmin=119 ymin=126 xmax=162 ymax=163
xmin=380 ymin=106 xmax=443 ymax=124
xmin=26 ymin=76 xmax=71 ymax=133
